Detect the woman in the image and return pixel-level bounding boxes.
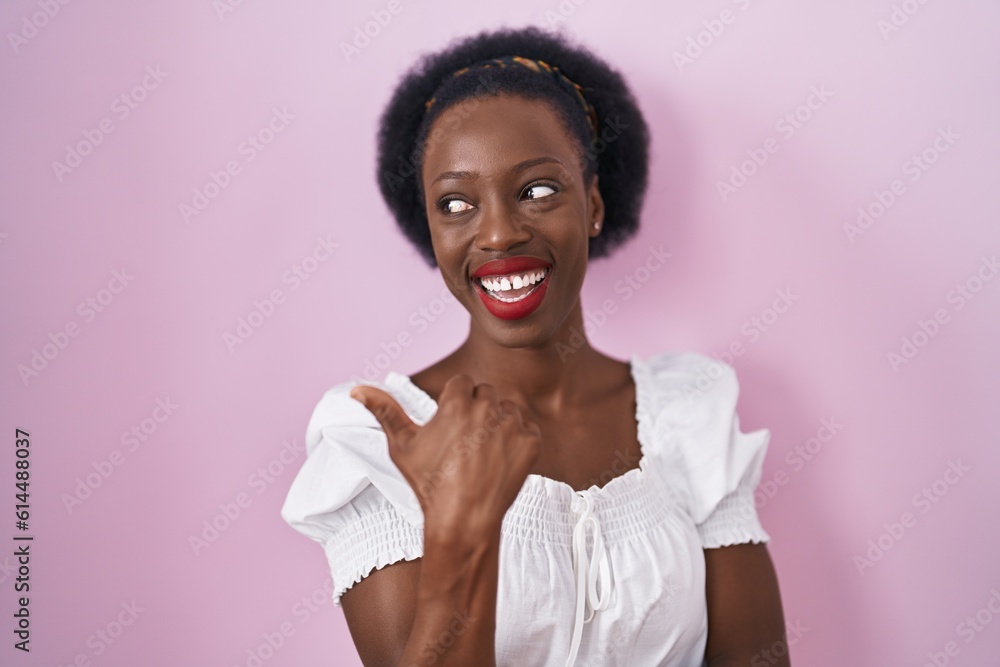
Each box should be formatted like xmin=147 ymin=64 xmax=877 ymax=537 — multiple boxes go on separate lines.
xmin=281 ymin=26 xmax=789 ymax=667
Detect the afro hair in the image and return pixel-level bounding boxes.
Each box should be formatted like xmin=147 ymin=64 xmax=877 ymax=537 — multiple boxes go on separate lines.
xmin=376 ymin=26 xmax=650 ymax=269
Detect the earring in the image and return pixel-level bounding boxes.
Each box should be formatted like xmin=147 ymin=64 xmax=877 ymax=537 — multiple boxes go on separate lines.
xmin=593 ymin=222 xmax=600 ymax=230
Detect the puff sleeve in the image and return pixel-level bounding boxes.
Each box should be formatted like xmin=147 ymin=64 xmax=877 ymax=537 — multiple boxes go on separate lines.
xmin=279 ymin=380 xmax=425 ymax=605
xmin=650 ymin=352 xmax=772 ymax=549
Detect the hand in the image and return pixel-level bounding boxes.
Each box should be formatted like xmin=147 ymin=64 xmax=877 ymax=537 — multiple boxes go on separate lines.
xmin=350 ymin=374 xmax=541 ymax=534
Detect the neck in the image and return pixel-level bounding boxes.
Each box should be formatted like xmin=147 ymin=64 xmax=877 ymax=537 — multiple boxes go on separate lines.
xmin=451 ymin=297 xmax=605 ymax=416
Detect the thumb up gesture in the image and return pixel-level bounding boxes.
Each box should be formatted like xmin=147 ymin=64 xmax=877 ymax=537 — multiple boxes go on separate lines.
xmin=350 ymin=374 xmax=541 ymax=534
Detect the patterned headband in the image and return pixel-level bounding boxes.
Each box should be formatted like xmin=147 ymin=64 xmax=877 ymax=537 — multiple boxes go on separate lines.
xmin=423 ymin=55 xmax=599 ymax=141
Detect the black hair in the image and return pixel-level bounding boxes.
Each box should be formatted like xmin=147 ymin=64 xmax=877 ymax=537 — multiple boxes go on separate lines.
xmin=376 ymin=26 xmax=650 ymax=269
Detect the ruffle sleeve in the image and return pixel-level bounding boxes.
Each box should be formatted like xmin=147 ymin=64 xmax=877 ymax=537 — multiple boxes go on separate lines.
xmin=646 ymin=352 xmax=771 ymax=549
xmin=279 ymin=380 xmax=425 ymax=605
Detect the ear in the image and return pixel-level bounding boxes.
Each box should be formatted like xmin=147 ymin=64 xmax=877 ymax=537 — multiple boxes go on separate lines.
xmin=587 ymin=173 xmax=605 ymax=239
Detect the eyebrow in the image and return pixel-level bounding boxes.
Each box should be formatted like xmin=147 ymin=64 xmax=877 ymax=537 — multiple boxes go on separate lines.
xmin=430 ymin=156 xmax=564 ymax=186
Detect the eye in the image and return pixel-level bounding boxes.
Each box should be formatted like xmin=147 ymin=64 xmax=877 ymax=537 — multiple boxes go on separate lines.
xmin=439 ymin=198 xmax=475 ymax=215
xmin=523 ymin=183 xmax=558 ymax=201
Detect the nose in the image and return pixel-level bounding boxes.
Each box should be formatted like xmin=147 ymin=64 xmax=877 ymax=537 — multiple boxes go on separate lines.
xmin=476 ymin=198 xmax=533 ymax=253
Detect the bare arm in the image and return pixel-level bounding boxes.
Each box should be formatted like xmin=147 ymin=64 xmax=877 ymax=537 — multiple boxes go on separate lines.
xmin=703 ymin=542 xmax=790 ymax=666
xmin=343 ymin=377 xmax=539 ymax=667
xmin=341 ymin=519 xmax=501 ymax=667
xmin=403 ymin=521 xmax=501 ymax=666
xmin=340 ymin=560 xmax=420 ymax=666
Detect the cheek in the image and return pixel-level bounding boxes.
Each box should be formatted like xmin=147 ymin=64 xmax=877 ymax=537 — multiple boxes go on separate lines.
xmin=555 ymin=222 xmax=591 ymax=276
xmin=426 ymin=226 xmax=470 ymax=283
xmin=427 ymin=223 xmax=463 ymax=257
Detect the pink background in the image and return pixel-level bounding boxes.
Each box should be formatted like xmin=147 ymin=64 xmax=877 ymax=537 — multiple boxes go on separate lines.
xmin=2 ymin=0 xmax=999 ymax=665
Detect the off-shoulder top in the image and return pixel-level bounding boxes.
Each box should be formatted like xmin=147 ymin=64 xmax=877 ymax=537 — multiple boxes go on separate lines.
xmin=280 ymin=351 xmax=772 ymax=666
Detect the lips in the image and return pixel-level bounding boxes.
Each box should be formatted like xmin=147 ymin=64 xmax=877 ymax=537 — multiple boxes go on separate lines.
xmin=470 ymin=256 xmax=552 ymax=321
xmin=471 ymin=256 xmax=551 ymax=279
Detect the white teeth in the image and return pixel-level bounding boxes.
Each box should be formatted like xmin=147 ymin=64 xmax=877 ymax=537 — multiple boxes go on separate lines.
xmin=478 ymin=267 xmax=549 ymax=293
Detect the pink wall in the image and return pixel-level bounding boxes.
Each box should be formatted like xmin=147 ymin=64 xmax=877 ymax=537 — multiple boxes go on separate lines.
xmin=2 ymin=0 xmax=998 ymax=665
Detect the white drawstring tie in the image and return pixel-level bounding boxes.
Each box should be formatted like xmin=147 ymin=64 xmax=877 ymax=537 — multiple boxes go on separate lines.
xmin=564 ymin=490 xmax=612 ymax=667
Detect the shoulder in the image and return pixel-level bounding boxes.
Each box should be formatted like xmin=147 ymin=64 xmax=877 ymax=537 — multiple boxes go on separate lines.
xmin=281 ymin=375 xmax=425 ymax=536
xmin=636 ymin=350 xmax=769 ymax=525
xmin=304 ymin=380 xmax=372 ymax=447
xmin=639 ymin=349 xmax=735 ymax=384
xmin=636 ymin=350 xmax=741 ymax=427
xmin=304 ymin=375 xmax=421 ymax=456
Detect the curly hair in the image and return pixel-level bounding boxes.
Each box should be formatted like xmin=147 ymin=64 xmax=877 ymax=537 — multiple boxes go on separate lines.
xmin=376 ymin=26 xmax=650 ymax=269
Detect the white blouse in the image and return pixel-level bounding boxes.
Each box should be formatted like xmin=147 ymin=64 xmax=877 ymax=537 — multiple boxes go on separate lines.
xmin=280 ymin=351 xmax=772 ymax=667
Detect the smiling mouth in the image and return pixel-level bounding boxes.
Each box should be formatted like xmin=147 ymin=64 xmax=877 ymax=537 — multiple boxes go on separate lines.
xmin=473 ymin=266 xmax=551 ymax=302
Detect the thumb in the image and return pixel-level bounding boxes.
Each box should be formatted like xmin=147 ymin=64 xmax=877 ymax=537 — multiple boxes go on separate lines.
xmin=350 ymin=386 xmax=419 ymax=447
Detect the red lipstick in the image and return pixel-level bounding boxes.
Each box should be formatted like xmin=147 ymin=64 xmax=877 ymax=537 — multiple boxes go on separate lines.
xmin=470 ymin=256 xmax=552 ymax=321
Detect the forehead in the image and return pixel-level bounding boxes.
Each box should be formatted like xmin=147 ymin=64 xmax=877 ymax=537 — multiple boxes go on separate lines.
xmin=421 ymin=94 xmax=581 ymax=183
